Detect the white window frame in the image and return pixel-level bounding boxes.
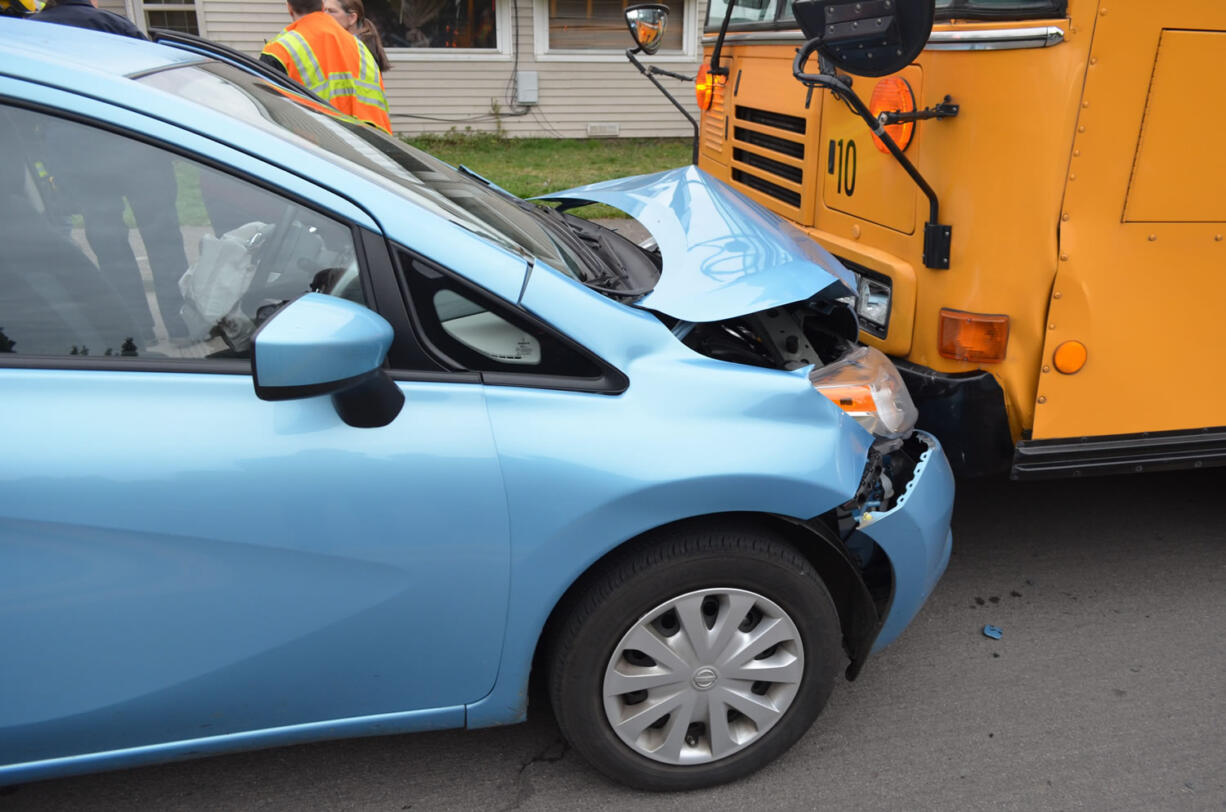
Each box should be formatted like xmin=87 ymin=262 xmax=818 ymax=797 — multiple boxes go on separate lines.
xmin=532 ymin=0 xmax=697 ymax=62
xmin=125 ymin=0 xmax=206 ymax=37
xmin=383 ymin=0 xmax=514 ymax=63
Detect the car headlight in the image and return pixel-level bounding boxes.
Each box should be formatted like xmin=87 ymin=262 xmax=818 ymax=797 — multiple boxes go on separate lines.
xmin=809 ymin=346 xmax=918 ymax=438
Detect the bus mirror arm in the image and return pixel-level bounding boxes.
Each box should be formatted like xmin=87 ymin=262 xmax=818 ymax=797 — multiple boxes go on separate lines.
xmin=626 ymin=47 xmax=701 ymax=165
xmin=879 ymin=96 xmax=959 ymax=125
xmin=646 ymin=65 xmax=695 ymax=82
xmin=793 ymin=39 xmax=954 ymax=270
xmin=708 ymin=0 xmax=741 ymax=77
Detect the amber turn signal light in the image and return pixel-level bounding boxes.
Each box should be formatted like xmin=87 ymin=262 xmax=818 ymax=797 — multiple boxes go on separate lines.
xmin=815 ymin=384 xmax=878 ymax=414
xmin=938 ymin=308 xmax=1009 ymax=363
xmin=869 ymin=76 xmax=916 ymax=153
xmin=1053 ymin=340 xmax=1087 ymax=374
xmin=695 ymin=62 xmax=721 ymax=111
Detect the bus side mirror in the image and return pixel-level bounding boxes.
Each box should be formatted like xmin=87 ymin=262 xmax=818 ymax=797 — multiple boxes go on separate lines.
xmin=792 ymin=0 xmax=934 ymax=77
xmin=625 ymin=4 xmax=669 ymax=55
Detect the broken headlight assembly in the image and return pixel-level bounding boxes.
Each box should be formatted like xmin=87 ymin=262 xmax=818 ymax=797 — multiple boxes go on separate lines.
xmin=841 ymin=265 xmax=891 ymax=339
xmin=810 ymin=346 xmax=918 ymax=439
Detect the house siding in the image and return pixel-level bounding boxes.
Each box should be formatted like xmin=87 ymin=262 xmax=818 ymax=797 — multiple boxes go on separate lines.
xmin=169 ymin=0 xmax=703 ymax=138
xmin=97 ymin=0 xmax=128 ymax=17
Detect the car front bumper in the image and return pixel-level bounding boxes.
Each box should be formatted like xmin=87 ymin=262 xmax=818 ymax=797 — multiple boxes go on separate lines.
xmin=857 ymin=430 xmax=955 ymax=654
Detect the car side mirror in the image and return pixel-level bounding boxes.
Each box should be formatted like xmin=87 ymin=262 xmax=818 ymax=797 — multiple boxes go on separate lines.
xmin=625 ymin=4 xmax=669 ymax=55
xmin=252 ymin=293 xmax=404 ymax=428
xmin=791 ymin=0 xmax=934 ymax=77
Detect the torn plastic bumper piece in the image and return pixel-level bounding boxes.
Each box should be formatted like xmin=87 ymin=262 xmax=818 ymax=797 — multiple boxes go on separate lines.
xmin=854 ymin=430 xmax=955 ymax=657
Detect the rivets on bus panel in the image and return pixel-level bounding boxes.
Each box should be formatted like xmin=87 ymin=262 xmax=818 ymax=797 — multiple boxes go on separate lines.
xmin=1053 ymin=291 xmax=1063 ymax=299
xmin=1215 ymin=235 xmax=1223 ymax=242
xmin=1042 ymin=365 xmax=1051 ymax=374
xmin=1099 ymin=8 xmax=1107 ymax=14
xmin=1148 ymin=234 xmax=1157 ymax=242
xmin=1082 ymin=101 xmax=1090 ymax=108
xmin=1037 ymin=396 xmax=1048 ymax=404
xmin=1049 ymin=323 xmax=1056 ymax=330
xmin=1061 ymin=212 xmax=1070 ymax=222
xmin=1073 ymin=150 xmax=1081 ymax=157
xmin=1089 ymin=57 xmax=1097 ymax=66
xmin=1069 ymin=173 xmax=1076 ymax=181
xmin=1077 ymin=125 xmax=1086 ymax=133
xmin=851 ymin=224 xmax=862 ymax=239
xmin=1060 ymin=253 xmax=1069 ymax=261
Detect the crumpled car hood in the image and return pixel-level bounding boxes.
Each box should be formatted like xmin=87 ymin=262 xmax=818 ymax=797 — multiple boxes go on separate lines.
xmin=543 ymin=165 xmax=855 ymax=323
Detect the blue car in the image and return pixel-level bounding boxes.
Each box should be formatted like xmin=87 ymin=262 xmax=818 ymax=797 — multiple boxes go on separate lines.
xmin=0 ymin=20 xmax=953 ymax=791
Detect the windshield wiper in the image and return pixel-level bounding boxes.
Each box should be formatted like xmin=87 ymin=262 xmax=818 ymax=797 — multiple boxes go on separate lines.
xmin=527 ymin=204 xmax=655 ymax=298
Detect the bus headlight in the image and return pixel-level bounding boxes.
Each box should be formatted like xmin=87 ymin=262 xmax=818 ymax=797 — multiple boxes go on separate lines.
xmin=851 ymin=272 xmax=891 ymax=337
xmin=810 ymin=346 xmax=918 ymax=439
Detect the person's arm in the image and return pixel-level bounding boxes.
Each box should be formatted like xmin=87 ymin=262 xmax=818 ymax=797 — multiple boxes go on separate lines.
xmin=258 ymin=52 xmax=287 ymax=75
xmin=96 ymin=8 xmax=147 ymax=40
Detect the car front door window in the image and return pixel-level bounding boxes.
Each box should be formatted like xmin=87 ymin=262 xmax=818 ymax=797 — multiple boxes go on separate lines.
xmin=0 ymin=105 xmax=364 ymax=362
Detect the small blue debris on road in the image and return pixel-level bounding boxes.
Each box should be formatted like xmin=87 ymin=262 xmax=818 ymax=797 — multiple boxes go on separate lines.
xmin=983 ymin=625 xmax=1003 ymax=640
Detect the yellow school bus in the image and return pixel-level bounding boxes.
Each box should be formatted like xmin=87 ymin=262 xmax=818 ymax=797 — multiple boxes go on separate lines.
xmin=678 ymin=0 xmax=1226 ymax=477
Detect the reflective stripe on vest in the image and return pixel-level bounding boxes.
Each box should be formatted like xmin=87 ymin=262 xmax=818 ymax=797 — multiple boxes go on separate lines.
xmin=274 ymin=31 xmax=326 ymax=92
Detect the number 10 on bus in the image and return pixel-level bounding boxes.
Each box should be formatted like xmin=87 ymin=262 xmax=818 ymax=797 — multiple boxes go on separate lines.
xmin=829 ymin=138 xmax=857 ymax=197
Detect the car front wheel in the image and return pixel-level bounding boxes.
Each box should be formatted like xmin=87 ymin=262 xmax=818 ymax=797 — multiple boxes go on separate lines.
xmin=548 ymin=525 xmax=843 ymax=791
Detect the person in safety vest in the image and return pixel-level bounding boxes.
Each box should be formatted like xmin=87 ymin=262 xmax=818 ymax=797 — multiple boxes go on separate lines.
xmin=260 ymin=0 xmax=392 ymax=134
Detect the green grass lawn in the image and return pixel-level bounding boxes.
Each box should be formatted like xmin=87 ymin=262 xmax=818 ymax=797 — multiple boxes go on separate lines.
xmin=404 ymin=134 xmax=693 ymax=218
xmin=164 ymin=135 xmax=691 ymax=227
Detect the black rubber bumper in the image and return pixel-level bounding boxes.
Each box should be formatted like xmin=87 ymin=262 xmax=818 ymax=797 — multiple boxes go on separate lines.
xmin=893 ymin=359 xmax=1014 ymax=478
xmin=1012 ymin=426 xmax=1226 ymax=479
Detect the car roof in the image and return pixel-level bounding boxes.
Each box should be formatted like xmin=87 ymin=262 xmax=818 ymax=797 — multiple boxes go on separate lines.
xmin=0 ymin=17 xmax=201 ymax=79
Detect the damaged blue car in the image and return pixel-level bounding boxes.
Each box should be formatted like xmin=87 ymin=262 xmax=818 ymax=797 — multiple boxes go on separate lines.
xmin=0 ymin=19 xmax=952 ymax=791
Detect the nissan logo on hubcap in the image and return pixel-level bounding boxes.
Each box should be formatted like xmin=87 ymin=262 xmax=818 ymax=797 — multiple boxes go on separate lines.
xmin=692 ymin=666 xmax=719 ymax=690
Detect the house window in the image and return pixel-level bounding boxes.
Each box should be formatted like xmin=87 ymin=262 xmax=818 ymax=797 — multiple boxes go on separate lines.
xmin=545 ymin=0 xmax=684 ymax=52
xmin=140 ymin=0 xmax=199 ymax=34
xmin=363 ymin=0 xmax=499 ymax=49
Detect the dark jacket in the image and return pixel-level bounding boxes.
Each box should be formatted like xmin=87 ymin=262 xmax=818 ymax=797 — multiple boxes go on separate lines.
xmin=30 ymin=0 xmax=145 ymax=39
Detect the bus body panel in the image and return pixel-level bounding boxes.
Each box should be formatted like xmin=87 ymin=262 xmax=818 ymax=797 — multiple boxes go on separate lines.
xmin=1036 ymin=5 xmax=1226 ymax=440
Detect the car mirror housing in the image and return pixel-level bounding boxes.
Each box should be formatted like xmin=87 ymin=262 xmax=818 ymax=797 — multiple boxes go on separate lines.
xmin=252 ymin=293 xmax=404 ymax=428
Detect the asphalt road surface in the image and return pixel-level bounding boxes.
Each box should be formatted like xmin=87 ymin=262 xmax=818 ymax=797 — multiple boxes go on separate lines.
xmin=6 ymin=469 xmax=1225 ymax=811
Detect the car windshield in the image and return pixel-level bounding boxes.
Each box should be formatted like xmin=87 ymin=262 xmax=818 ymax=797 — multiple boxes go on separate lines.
xmin=136 ymin=61 xmax=598 ymax=282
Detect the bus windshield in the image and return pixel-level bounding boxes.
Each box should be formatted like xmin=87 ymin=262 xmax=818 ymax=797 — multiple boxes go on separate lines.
xmin=706 ymin=0 xmax=1066 ymax=30
xmin=935 ymin=0 xmax=1065 ymax=19
xmin=704 ymin=0 xmax=784 ymax=29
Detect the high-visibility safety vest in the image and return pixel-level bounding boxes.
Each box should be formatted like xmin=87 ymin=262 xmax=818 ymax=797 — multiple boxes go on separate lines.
xmin=262 ymin=11 xmax=392 ymax=134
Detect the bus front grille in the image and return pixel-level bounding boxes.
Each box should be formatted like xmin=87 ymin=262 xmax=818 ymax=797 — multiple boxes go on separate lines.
xmin=702 ymin=82 xmax=727 ymax=148
xmin=733 ymin=148 xmax=802 ymax=184
xmin=731 ymin=169 xmax=801 ymax=207
xmin=730 ymin=107 xmax=806 ymax=211
xmin=735 ymin=127 xmax=804 ymax=159
xmin=734 ymin=106 xmax=805 ymax=133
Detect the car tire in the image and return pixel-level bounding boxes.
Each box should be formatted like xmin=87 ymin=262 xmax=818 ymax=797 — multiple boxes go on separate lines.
xmin=548 ymin=523 xmax=843 ymax=791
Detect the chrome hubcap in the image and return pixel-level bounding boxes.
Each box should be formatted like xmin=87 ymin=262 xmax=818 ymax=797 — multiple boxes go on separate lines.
xmin=602 ymin=587 xmax=805 ymax=766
